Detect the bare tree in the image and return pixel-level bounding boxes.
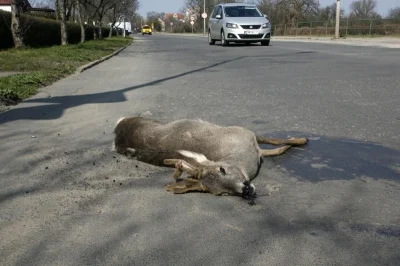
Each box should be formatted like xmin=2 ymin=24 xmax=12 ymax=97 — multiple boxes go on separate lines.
xmin=318 ymin=3 xmax=344 ymax=22
xmin=350 ymin=0 xmax=380 ymax=19
xmin=106 ymin=1 xmax=125 ymax=37
xmin=75 ymin=0 xmax=86 ymax=42
xmin=10 ymin=0 xmax=25 ymax=48
xmin=387 ymin=7 xmax=400 ymax=19
xmin=85 ymin=0 xmax=120 ymax=38
xmin=255 ymin=0 xmax=319 ymax=25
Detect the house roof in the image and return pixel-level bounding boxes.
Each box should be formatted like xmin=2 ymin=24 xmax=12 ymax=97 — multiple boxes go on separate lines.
xmin=29 ymin=7 xmax=55 ymax=12
xmin=0 ymin=0 xmax=31 ymax=7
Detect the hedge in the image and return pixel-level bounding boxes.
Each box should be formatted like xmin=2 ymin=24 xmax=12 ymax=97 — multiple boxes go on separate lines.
xmin=0 ymin=10 xmax=115 ymax=49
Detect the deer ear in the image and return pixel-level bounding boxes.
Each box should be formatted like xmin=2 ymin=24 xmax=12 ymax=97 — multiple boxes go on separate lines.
xmin=177 ymin=150 xmax=210 ymax=164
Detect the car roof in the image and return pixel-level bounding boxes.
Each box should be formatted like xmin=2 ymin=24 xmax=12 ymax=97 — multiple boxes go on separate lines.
xmin=219 ymin=3 xmax=257 ymax=7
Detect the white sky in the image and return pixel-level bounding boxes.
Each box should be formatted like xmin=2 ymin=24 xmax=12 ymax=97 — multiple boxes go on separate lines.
xmin=139 ymin=0 xmax=399 ymax=17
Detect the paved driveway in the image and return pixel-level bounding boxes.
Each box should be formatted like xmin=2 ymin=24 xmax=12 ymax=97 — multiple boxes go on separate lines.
xmin=1 ymin=35 xmax=399 ymax=266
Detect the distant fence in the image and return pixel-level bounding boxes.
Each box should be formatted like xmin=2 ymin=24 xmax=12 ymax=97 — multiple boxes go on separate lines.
xmin=272 ymin=19 xmax=400 ymax=36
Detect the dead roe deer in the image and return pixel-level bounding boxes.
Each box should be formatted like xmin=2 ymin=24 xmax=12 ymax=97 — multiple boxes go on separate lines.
xmin=113 ymin=117 xmax=307 ymax=198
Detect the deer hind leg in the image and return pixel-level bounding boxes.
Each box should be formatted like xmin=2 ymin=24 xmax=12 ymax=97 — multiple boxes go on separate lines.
xmin=260 ymin=145 xmax=291 ymax=157
xmin=256 ymin=136 xmax=308 ymax=146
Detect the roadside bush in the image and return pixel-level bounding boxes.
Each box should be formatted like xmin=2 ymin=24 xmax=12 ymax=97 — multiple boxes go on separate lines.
xmin=0 ymin=88 xmax=20 ymax=105
xmin=0 ymin=10 xmax=114 ymax=49
xmin=0 ymin=11 xmax=14 ymax=49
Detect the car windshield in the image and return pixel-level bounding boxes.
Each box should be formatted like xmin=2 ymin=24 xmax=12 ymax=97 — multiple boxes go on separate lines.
xmin=224 ymin=6 xmax=262 ymax=17
xmin=143 ymin=26 xmax=150 ymax=29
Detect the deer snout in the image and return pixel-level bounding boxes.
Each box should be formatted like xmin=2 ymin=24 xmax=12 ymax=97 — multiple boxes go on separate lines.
xmin=241 ymin=181 xmax=256 ymax=199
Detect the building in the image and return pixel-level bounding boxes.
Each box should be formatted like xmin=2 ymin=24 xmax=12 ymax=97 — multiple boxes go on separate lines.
xmin=0 ymin=0 xmax=55 ymax=18
xmin=26 ymin=7 xmax=56 ymax=19
xmin=164 ymin=13 xmax=185 ymax=21
xmin=0 ymin=0 xmax=31 ymax=12
xmin=158 ymin=18 xmax=165 ymax=32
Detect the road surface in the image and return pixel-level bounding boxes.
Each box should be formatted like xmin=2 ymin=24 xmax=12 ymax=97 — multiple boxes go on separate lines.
xmin=1 ymin=34 xmax=399 ymax=266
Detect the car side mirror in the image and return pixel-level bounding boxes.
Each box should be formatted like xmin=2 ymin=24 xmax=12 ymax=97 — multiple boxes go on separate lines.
xmin=263 ymin=14 xmax=268 ymax=18
xmin=216 ymin=14 xmax=221 ymax=19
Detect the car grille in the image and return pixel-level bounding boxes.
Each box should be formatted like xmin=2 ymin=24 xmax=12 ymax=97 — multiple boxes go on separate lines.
xmin=238 ymin=34 xmax=264 ymax=39
xmin=241 ymin=25 xmax=261 ymax=29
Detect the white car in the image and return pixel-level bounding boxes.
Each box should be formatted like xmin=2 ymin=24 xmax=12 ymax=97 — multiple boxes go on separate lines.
xmin=208 ymin=3 xmax=271 ymax=46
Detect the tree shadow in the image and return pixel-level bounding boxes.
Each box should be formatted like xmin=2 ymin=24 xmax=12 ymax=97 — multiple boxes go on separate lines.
xmin=258 ymin=131 xmax=400 ymax=182
xmin=1 ymin=131 xmax=399 ymax=265
xmin=0 ymin=55 xmax=246 ymax=124
xmin=0 ymin=47 xmax=323 ymax=125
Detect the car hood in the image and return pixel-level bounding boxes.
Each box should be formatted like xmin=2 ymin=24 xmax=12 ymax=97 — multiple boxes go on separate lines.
xmin=225 ymin=17 xmax=269 ymax=25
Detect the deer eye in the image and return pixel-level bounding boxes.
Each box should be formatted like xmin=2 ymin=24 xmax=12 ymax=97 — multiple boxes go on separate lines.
xmin=219 ymin=167 xmax=226 ymax=175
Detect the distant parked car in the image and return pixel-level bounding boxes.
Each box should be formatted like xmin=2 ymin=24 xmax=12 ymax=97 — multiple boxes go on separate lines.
xmin=141 ymin=25 xmax=152 ymax=35
xmin=208 ymin=3 xmax=271 ymax=46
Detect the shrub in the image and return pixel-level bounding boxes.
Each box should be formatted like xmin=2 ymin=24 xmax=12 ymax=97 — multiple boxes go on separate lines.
xmin=0 ymin=10 xmax=114 ymax=49
xmin=0 ymin=88 xmax=21 ymax=105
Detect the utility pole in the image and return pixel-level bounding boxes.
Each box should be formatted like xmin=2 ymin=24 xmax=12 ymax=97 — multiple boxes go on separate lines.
xmin=123 ymin=15 xmax=126 ymax=37
xmin=122 ymin=0 xmax=126 ymax=38
xmin=335 ymin=0 xmax=340 ymax=39
xmin=203 ymin=0 xmax=206 ymax=35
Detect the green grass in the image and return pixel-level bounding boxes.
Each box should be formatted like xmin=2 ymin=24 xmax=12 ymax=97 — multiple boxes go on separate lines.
xmin=0 ymin=37 xmax=131 ymax=105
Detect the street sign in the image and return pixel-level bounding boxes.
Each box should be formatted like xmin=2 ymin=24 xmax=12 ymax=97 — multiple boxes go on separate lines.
xmin=190 ymin=21 xmax=194 ymax=25
xmin=190 ymin=16 xmax=194 ymax=21
xmin=201 ymin=13 xmax=207 ymax=19
xmin=170 ymin=22 xmax=173 ymax=26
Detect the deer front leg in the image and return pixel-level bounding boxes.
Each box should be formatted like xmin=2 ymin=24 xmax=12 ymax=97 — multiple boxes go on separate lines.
xmin=165 ymin=177 xmax=209 ymax=194
xmin=164 ymin=159 xmax=203 ymax=179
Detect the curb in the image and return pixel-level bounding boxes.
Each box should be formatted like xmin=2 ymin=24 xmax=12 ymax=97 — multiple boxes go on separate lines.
xmin=75 ymin=39 xmax=133 ymax=74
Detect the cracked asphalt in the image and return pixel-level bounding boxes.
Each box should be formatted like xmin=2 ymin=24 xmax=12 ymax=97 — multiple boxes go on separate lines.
xmin=0 ymin=34 xmax=399 ymax=266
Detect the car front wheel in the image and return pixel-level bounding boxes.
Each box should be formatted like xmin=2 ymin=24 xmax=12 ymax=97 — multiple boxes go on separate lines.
xmin=261 ymin=40 xmax=270 ymax=46
xmin=221 ymin=31 xmax=229 ymax=46
xmin=208 ymin=31 xmax=215 ymax=45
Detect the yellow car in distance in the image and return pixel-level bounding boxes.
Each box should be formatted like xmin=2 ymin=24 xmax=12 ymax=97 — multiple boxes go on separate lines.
xmin=141 ymin=25 xmax=152 ymax=35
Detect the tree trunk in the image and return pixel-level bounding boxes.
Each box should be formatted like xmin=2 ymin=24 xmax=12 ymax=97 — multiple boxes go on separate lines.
xmin=66 ymin=3 xmax=73 ymax=21
xmin=55 ymin=0 xmax=59 ymax=20
xmin=59 ymin=0 xmax=68 ymax=45
xmin=98 ymin=19 xmax=103 ymax=39
xmin=91 ymin=20 xmax=97 ymax=39
xmin=10 ymin=1 xmax=25 ymax=48
xmin=109 ymin=22 xmax=115 ymax=38
xmin=75 ymin=0 xmax=85 ymax=43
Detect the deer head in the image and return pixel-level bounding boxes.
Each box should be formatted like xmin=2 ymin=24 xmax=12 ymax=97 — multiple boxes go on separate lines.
xmin=163 ymin=155 xmax=256 ymax=198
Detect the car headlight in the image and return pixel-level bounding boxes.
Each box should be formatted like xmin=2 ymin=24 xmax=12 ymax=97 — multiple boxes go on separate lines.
xmin=226 ymin=23 xmax=238 ymax=28
xmin=262 ymin=22 xmax=271 ymax=28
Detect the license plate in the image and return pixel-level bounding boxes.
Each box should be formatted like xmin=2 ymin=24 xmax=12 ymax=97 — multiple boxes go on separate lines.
xmin=244 ymin=31 xmax=257 ymax=35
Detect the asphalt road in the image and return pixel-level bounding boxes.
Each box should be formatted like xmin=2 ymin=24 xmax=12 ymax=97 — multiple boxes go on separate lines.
xmin=1 ymin=34 xmax=399 ymax=266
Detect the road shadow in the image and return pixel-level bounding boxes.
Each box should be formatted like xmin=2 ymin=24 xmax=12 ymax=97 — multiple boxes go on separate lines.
xmin=0 ymin=48 xmax=320 ymax=125
xmin=0 ymin=55 xmax=246 ymax=124
xmin=258 ymin=131 xmax=400 ymax=182
xmin=1 ymin=130 xmax=399 ymax=265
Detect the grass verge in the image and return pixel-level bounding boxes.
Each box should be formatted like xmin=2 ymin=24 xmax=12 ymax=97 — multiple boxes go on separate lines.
xmin=0 ymin=36 xmax=131 ymax=105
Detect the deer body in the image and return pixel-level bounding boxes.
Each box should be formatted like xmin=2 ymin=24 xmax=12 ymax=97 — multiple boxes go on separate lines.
xmin=114 ymin=117 xmax=307 ymax=197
